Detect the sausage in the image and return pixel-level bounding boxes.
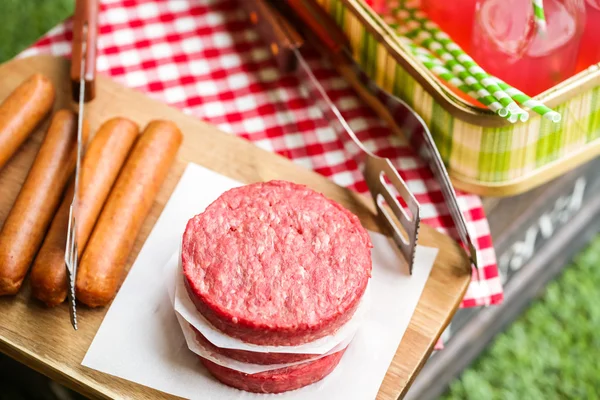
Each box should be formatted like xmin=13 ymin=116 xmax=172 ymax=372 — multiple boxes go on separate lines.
xmin=0 ymin=110 xmax=88 ymax=295
xmin=76 ymin=120 xmax=183 ymax=307
xmin=0 ymin=74 xmax=55 ymax=170
xmin=30 ymin=118 xmax=139 ymax=306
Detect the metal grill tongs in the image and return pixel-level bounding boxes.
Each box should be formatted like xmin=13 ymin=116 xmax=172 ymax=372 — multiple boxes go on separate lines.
xmin=241 ymin=0 xmax=485 ymax=288
xmin=65 ymin=0 xmax=98 ymax=330
xmin=242 ymin=0 xmax=421 ymax=272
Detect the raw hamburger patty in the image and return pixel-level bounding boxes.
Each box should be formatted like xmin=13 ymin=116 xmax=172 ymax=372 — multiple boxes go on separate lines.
xmin=193 ymin=326 xmax=315 ymax=365
xmin=200 ymin=348 xmax=346 ymax=393
xmin=182 ymin=180 xmax=372 ymax=346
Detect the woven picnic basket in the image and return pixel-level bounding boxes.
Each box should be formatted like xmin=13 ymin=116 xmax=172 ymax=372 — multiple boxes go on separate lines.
xmin=315 ymin=0 xmax=600 ymax=196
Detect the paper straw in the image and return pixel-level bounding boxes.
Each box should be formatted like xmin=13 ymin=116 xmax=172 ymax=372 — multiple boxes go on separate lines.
xmin=532 ymin=0 xmax=547 ymax=34
xmin=400 ymin=39 xmax=560 ymax=123
xmin=399 ymin=38 xmax=477 ymax=98
xmin=396 ymin=6 xmax=529 ymax=121
xmin=395 ymin=3 xmax=560 ymax=122
xmin=401 ymin=40 xmax=524 ymax=122
xmin=398 ymin=22 xmax=511 ymax=119
xmin=493 ymin=78 xmax=561 ymax=122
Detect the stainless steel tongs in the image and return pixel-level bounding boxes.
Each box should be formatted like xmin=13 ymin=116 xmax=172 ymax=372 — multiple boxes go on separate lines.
xmin=295 ymin=49 xmax=422 ymax=271
xmin=241 ymin=0 xmax=421 ymax=272
xmin=241 ymin=0 xmax=486 ymax=290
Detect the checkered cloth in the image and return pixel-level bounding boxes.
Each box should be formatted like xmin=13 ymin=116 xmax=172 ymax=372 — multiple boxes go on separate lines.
xmin=21 ymin=0 xmax=502 ymax=315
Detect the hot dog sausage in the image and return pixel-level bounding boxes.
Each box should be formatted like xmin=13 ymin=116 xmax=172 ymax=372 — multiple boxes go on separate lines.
xmin=76 ymin=120 xmax=182 ymax=307
xmin=30 ymin=117 xmax=139 ymax=306
xmin=0 ymin=74 xmax=55 ymax=169
xmin=0 ymin=109 xmax=89 ymax=295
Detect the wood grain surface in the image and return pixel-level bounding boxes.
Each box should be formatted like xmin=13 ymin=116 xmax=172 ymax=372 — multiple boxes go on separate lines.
xmin=0 ymin=55 xmax=471 ymax=400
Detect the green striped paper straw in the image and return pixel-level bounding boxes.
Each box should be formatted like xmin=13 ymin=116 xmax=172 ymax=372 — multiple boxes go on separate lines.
xmin=532 ymin=0 xmax=547 ymax=34
xmin=401 ymin=39 xmax=560 ymax=123
xmin=395 ymin=3 xmax=560 ymax=122
xmin=402 ymin=40 xmax=527 ymax=123
xmin=399 ymin=38 xmax=478 ymax=99
xmin=396 ymin=5 xmax=529 ymax=122
xmin=397 ymin=20 xmax=512 ymax=120
xmin=494 ymin=78 xmax=561 ymax=122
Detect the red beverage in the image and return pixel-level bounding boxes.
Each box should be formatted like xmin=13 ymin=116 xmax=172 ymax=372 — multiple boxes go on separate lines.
xmin=421 ymin=0 xmax=478 ymax=51
xmin=471 ymin=0 xmax=585 ymax=96
xmin=577 ymin=0 xmax=600 ymax=71
xmin=367 ymin=0 xmax=386 ymax=13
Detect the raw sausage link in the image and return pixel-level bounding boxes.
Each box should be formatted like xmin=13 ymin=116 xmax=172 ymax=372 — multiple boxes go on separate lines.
xmin=0 ymin=74 xmax=55 ymax=169
xmin=76 ymin=120 xmax=182 ymax=307
xmin=30 ymin=118 xmax=139 ymax=306
xmin=0 ymin=110 xmax=88 ymax=295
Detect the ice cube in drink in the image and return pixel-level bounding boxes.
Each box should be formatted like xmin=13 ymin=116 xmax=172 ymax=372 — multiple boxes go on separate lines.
xmin=471 ymin=0 xmax=585 ymax=96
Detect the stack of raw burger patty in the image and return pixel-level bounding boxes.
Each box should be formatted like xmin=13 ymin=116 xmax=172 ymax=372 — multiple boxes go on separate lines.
xmin=181 ymin=180 xmax=372 ymax=393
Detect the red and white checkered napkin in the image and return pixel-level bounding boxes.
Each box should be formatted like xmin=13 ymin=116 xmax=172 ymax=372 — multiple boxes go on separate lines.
xmin=21 ymin=0 xmax=503 ymax=312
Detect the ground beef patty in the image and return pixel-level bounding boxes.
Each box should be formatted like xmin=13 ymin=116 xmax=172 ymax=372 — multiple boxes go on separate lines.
xmin=182 ymin=180 xmax=372 ymax=346
xmin=200 ymin=349 xmax=346 ymax=394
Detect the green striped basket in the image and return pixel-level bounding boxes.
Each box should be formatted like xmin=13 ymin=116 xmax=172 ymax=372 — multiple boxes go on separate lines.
xmin=317 ymin=0 xmax=600 ymax=196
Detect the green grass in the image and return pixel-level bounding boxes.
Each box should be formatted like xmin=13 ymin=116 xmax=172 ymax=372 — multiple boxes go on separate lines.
xmin=443 ymin=234 xmax=600 ymax=399
xmin=0 ymin=0 xmax=73 ymax=62
xmin=2 ymin=2 xmax=599 ymax=399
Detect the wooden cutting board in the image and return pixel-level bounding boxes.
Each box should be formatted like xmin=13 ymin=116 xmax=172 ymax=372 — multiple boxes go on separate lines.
xmin=0 ymin=55 xmax=470 ymax=400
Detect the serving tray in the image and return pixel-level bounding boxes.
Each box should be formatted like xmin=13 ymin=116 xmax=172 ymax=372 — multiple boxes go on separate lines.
xmin=0 ymin=55 xmax=470 ymax=399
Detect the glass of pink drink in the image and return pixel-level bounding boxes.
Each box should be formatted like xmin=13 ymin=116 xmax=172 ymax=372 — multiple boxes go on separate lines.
xmin=421 ymin=0 xmax=478 ymax=51
xmin=577 ymin=0 xmax=600 ymax=71
xmin=471 ymin=0 xmax=586 ymax=96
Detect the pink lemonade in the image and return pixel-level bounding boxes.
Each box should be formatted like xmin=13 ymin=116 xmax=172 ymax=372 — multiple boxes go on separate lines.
xmin=577 ymin=0 xmax=600 ymax=71
xmin=471 ymin=0 xmax=585 ymax=96
xmin=367 ymin=0 xmax=403 ymax=14
xmin=421 ymin=0 xmax=478 ymax=51
xmin=367 ymin=0 xmax=386 ymax=13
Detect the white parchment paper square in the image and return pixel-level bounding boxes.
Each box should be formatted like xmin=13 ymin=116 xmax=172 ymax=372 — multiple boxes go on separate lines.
xmin=82 ymin=163 xmax=438 ymax=400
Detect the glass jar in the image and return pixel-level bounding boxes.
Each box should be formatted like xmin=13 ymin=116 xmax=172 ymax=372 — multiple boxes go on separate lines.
xmin=577 ymin=0 xmax=600 ymax=71
xmin=471 ymin=0 xmax=586 ymax=96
